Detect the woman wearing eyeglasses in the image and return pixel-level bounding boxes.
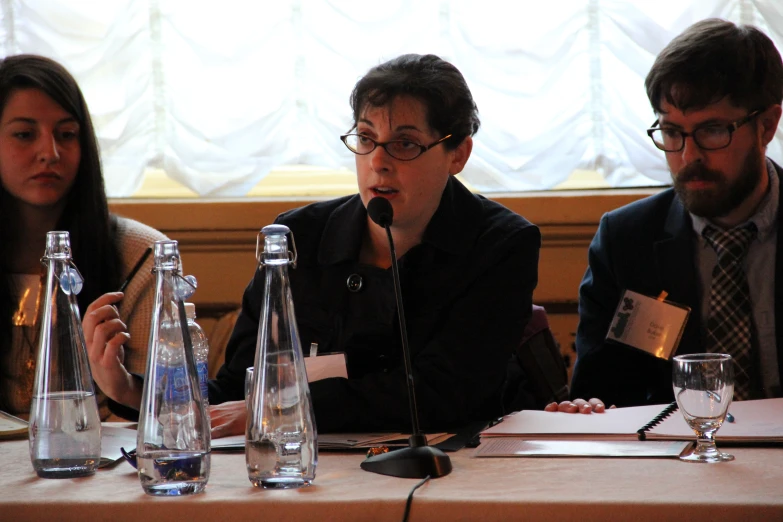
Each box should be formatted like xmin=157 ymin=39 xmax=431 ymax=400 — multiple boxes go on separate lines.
xmin=95 ymin=54 xmax=541 ymax=435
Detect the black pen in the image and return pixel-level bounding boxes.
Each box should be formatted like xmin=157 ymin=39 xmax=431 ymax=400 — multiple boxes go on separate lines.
xmin=119 ymin=247 xmax=153 ymax=293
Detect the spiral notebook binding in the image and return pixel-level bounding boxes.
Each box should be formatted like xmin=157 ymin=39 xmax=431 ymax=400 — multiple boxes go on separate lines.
xmin=636 ymin=402 xmax=678 ymax=441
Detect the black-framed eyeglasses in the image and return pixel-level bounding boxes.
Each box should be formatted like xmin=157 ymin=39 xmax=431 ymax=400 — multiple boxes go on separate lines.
xmin=340 ymin=133 xmax=453 ymax=161
xmin=646 ymin=109 xmax=763 ymax=152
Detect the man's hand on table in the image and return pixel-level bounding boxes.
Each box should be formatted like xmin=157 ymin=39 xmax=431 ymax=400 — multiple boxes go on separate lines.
xmin=544 ymin=398 xmax=615 ymax=414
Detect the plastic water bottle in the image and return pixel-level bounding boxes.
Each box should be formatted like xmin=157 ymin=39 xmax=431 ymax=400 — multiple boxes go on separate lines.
xmin=184 ymin=303 xmax=209 ymax=414
xmin=246 ymin=224 xmax=317 ymax=488
xmin=136 ymin=240 xmax=210 ymax=496
xmin=29 ymin=231 xmax=101 ymax=478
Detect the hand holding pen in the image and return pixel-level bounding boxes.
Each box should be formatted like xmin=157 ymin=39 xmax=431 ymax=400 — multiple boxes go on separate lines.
xmin=83 ymin=247 xmax=152 ymax=409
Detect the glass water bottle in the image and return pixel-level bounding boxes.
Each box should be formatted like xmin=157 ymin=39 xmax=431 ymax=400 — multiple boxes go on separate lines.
xmin=29 ymin=231 xmax=101 ymax=478
xmin=136 ymin=240 xmax=210 ymax=495
xmin=246 ymin=224 xmax=317 ymax=488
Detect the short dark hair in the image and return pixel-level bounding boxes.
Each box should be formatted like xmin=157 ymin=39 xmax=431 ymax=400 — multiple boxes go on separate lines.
xmin=645 ymin=19 xmax=783 ymax=114
xmin=349 ymin=54 xmax=480 ymax=149
xmin=0 ymin=55 xmax=121 ymax=345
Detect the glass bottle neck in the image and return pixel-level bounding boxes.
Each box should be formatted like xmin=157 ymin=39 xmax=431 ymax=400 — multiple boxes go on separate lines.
xmin=43 ymin=231 xmax=72 ymax=260
xmin=261 ymin=234 xmax=290 ymax=266
xmin=153 ymin=240 xmax=182 ymax=271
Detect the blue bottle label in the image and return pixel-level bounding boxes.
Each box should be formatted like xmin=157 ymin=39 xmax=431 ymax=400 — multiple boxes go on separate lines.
xmin=170 ymin=365 xmax=190 ymax=404
xmin=155 ymin=365 xmax=190 ymax=404
xmin=196 ymin=361 xmax=208 ymax=401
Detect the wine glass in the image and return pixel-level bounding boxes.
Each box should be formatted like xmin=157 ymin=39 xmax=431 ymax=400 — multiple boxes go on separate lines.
xmin=672 ymin=353 xmax=734 ymax=463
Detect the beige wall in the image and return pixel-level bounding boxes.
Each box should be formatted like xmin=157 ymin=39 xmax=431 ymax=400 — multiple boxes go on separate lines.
xmin=109 ymin=190 xmax=657 ymax=375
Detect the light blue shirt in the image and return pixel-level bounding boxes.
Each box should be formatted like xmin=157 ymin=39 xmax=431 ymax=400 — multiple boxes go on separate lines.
xmin=690 ymin=158 xmax=780 ymax=398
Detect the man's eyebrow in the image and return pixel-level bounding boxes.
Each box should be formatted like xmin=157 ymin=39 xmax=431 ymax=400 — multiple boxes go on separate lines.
xmin=660 ymin=116 xmax=729 ymax=129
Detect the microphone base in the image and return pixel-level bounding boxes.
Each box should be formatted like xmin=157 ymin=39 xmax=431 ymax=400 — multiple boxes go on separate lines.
xmin=360 ymin=445 xmax=452 ymax=479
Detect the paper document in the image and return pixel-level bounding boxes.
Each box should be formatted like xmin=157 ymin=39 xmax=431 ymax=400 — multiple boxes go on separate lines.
xmin=646 ymin=397 xmax=783 ymax=443
xmin=305 ymin=353 xmax=347 ymax=382
xmin=481 ymin=404 xmax=671 ymax=441
xmin=318 ymin=432 xmax=452 ymax=450
xmin=482 ymin=398 xmax=783 ymax=445
xmin=474 ymin=438 xmax=692 ymax=458
xmin=99 ymin=425 xmax=139 ymax=467
xmin=0 ymin=410 xmax=28 ymax=440
xmin=0 ymin=417 xmax=139 ymax=464
xmin=210 ymin=432 xmax=453 ymax=451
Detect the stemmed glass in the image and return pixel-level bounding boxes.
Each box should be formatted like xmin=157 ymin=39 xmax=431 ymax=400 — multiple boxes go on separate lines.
xmin=672 ymin=353 xmax=735 ymax=463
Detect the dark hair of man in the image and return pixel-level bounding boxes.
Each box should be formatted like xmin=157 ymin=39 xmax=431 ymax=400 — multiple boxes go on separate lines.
xmin=349 ymin=53 xmax=481 ymax=149
xmin=0 ymin=55 xmax=122 ymax=349
xmin=645 ymin=18 xmax=783 ymax=114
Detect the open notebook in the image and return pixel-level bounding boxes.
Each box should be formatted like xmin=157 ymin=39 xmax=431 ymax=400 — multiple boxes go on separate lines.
xmin=481 ymin=398 xmax=783 ymax=443
xmin=646 ymin=397 xmax=783 ymax=443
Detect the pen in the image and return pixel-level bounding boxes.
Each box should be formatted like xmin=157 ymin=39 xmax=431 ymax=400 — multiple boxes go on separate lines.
xmin=726 ymin=412 xmax=735 ymax=423
xmin=120 ymin=447 xmax=137 ymax=469
xmin=119 ymin=247 xmax=153 ymax=293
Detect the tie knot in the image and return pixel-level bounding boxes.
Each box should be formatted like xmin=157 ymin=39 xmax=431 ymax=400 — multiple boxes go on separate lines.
xmin=702 ymin=223 xmax=758 ymax=261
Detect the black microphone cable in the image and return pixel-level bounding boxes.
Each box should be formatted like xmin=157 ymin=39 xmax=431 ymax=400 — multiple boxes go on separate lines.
xmin=402 ymin=474 xmax=431 ymax=522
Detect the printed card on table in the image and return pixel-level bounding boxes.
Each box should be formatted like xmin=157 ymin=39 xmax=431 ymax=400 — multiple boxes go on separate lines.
xmin=605 ymin=290 xmax=690 ymax=360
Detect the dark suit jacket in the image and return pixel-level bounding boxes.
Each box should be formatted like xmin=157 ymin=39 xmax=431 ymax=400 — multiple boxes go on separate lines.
xmin=571 ymin=163 xmax=783 ymax=407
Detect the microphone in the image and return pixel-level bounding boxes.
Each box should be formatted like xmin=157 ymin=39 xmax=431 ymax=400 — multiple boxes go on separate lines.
xmin=366 ymin=197 xmax=393 ymax=228
xmin=360 ymin=197 xmax=452 ymax=479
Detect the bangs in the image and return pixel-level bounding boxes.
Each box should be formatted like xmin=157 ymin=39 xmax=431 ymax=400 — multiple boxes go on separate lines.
xmin=661 ymin=83 xmax=729 ymax=113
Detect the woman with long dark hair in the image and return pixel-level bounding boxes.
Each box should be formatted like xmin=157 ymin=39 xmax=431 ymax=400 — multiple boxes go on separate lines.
xmin=0 ymin=54 xmax=166 ymax=419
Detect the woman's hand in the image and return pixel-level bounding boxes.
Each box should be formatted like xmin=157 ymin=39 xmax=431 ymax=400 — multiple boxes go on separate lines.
xmin=84 ymin=292 xmax=140 ymax=408
xmin=544 ymin=398 xmax=614 ymax=414
xmin=210 ymin=401 xmax=247 ymax=439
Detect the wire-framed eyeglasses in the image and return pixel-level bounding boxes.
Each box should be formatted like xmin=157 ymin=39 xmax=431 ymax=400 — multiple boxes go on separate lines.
xmin=340 ymin=133 xmax=452 ymax=161
xmin=646 ymin=110 xmax=763 ymax=152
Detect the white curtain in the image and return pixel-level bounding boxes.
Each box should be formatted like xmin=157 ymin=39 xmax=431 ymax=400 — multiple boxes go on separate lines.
xmin=1 ymin=0 xmax=782 ymax=196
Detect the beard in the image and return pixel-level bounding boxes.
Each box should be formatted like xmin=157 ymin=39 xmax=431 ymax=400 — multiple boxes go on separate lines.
xmin=672 ymin=146 xmax=763 ymax=219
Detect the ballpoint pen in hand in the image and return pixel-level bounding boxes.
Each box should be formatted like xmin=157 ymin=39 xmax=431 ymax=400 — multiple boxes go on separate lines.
xmin=119 ymin=247 xmax=153 ymax=293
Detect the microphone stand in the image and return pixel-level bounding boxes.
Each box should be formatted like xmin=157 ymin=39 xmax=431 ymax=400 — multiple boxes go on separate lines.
xmin=360 ymin=207 xmax=452 ymax=479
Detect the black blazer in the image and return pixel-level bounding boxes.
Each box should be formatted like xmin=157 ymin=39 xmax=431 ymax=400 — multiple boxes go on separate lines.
xmin=210 ymin=177 xmax=541 ymax=432
xmin=571 ymin=162 xmax=783 ymax=407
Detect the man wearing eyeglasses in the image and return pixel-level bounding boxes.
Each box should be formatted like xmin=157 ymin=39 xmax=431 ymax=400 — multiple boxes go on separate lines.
xmin=566 ymin=19 xmax=783 ymax=412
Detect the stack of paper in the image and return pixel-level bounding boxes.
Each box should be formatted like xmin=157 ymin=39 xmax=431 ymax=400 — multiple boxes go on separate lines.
xmin=210 ymin=432 xmax=452 ymax=451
